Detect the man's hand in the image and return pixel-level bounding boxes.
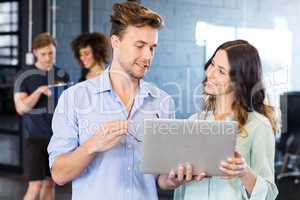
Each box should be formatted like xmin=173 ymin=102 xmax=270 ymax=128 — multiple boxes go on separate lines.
xmin=37 ymin=85 xmax=52 ymax=96
xmin=158 ymin=164 xmax=207 ymax=190
xmin=87 ymin=120 xmax=129 ymax=154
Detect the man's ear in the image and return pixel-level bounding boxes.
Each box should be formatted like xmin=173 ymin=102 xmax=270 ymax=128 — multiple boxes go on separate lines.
xmin=111 ymin=35 xmax=120 ymax=49
xmin=33 ymin=49 xmax=37 ymax=57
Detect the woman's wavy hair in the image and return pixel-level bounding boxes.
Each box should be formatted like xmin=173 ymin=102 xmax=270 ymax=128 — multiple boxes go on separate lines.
xmin=202 ymin=40 xmax=278 ymax=134
xmin=71 ymin=32 xmax=110 ymax=67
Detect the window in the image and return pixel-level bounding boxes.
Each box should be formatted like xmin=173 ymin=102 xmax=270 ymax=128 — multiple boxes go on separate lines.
xmin=195 ymin=19 xmax=291 ymax=108
xmin=0 ymin=1 xmax=19 ymax=67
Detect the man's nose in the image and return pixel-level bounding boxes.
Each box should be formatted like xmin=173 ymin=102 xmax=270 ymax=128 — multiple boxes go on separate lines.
xmin=143 ymin=47 xmax=152 ymax=60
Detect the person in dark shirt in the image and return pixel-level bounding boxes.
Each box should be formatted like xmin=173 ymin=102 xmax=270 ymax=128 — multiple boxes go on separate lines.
xmin=70 ymin=32 xmax=110 ymax=82
xmin=14 ymin=32 xmax=69 ymax=200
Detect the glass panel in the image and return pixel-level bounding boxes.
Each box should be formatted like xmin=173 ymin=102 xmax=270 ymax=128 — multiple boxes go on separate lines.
xmin=0 ymin=48 xmax=11 ymax=56
xmin=0 ymin=35 xmax=18 ymax=47
xmin=0 ymin=25 xmax=11 ymax=32
xmin=0 ymin=58 xmax=12 ymax=65
xmin=0 ymin=13 xmax=11 ymax=24
xmin=12 ymin=48 xmax=17 ymax=56
xmin=11 ymin=58 xmax=17 ymax=65
xmin=11 ymin=2 xmax=18 ymax=12
xmin=0 ymin=1 xmax=19 ymax=66
xmin=0 ymin=2 xmax=18 ymax=32
xmin=12 ymin=13 xmax=18 ymax=23
xmin=0 ymin=3 xmax=11 ymax=13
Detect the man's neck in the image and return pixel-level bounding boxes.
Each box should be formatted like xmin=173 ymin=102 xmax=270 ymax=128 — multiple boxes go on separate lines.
xmin=110 ymin=61 xmax=139 ymax=110
xmin=35 ymin=62 xmax=52 ymax=71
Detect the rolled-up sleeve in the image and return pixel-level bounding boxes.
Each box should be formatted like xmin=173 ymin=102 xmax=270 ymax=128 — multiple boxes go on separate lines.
xmin=241 ymin=123 xmax=278 ymax=200
xmin=48 ymin=89 xmax=79 ymax=169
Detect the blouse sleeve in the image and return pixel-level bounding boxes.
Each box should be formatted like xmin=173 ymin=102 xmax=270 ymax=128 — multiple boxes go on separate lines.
xmin=174 ymin=184 xmax=186 ymax=200
xmin=241 ymin=121 xmax=278 ymax=200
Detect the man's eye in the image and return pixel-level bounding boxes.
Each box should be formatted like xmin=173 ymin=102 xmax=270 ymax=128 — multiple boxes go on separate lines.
xmin=136 ymin=45 xmax=143 ymax=48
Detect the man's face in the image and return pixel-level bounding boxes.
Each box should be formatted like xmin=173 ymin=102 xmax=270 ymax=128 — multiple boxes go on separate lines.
xmin=112 ymin=25 xmax=158 ymax=80
xmin=33 ymin=44 xmax=56 ymax=70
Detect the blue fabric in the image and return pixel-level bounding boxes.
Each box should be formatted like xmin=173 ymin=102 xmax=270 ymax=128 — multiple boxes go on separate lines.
xmin=48 ymin=68 xmax=175 ymax=200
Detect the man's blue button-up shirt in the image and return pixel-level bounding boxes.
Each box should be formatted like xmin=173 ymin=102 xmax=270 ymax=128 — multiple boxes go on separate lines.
xmin=48 ymin=68 xmax=175 ymax=200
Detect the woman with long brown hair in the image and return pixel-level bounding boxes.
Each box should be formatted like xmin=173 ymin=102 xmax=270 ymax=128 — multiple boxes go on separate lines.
xmin=158 ymin=40 xmax=278 ymax=200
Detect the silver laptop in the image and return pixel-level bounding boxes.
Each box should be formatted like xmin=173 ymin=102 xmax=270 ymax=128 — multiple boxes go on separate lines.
xmin=140 ymin=119 xmax=238 ymax=176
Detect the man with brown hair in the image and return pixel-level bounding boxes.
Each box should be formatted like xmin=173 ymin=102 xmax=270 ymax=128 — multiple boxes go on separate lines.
xmin=48 ymin=2 xmax=175 ymax=200
xmin=14 ymin=32 xmax=69 ymax=200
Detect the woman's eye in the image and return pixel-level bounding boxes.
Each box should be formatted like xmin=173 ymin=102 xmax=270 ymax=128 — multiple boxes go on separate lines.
xmin=219 ymin=69 xmax=225 ymax=75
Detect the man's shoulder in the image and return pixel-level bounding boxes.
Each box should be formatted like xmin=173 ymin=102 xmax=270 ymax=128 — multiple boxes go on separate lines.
xmin=15 ymin=65 xmax=42 ymax=88
xmin=62 ymin=76 xmax=101 ymax=97
xmin=16 ymin=65 xmax=36 ymax=76
xmin=142 ymin=80 xmax=172 ymax=99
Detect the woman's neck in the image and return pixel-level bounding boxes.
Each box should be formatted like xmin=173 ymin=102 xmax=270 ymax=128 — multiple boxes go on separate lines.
xmin=214 ymin=92 xmax=234 ymax=119
xmin=86 ymin=63 xmax=104 ymax=78
xmin=90 ymin=63 xmax=104 ymax=73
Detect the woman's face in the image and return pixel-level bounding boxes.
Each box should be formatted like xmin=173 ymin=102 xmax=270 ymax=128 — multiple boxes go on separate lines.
xmin=79 ymin=46 xmax=96 ymax=69
xmin=204 ymin=49 xmax=233 ymax=96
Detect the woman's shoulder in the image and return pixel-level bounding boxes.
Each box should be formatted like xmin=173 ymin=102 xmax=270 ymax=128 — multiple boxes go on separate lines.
xmin=247 ymin=111 xmax=273 ymax=130
xmin=188 ymin=111 xmax=212 ymax=120
xmin=244 ymin=111 xmax=274 ymax=139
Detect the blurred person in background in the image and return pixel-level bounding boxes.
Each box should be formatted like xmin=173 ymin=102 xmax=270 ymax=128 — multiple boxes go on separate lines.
xmin=71 ymin=32 xmax=110 ymax=82
xmin=14 ymin=32 xmax=69 ymax=200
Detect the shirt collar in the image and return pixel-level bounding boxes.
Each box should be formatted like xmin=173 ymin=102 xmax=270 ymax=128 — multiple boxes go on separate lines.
xmin=88 ymin=67 xmax=158 ymax=99
xmin=88 ymin=67 xmax=112 ymax=94
xmin=139 ymin=79 xmax=158 ymax=99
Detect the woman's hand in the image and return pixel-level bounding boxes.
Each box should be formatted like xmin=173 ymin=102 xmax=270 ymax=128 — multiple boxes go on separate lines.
xmin=219 ymin=151 xmax=248 ymax=179
xmin=158 ymin=164 xmax=206 ymax=190
xmin=219 ymin=150 xmax=257 ymax=194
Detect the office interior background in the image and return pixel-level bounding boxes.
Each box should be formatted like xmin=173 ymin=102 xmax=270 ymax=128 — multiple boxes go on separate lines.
xmin=0 ymin=0 xmax=300 ymax=199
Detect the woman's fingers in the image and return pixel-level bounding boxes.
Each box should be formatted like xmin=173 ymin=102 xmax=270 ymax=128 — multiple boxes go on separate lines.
xmin=219 ymin=165 xmax=241 ymax=176
xmin=185 ymin=164 xmax=193 ymax=181
xmin=221 ymin=161 xmax=245 ymax=171
xmin=177 ymin=165 xmax=185 ymax=181
xmin=219 ymin=153 xmax=247 ymax=178
xmin=194 ymin=172 xmax=206 ymax=181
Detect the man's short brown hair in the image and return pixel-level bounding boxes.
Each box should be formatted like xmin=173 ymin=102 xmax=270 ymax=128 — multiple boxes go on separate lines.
xmin=110 ymin=2 xmax=164 ymax=38
xmin=32 ymin=32 xmax=56 ymax=50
